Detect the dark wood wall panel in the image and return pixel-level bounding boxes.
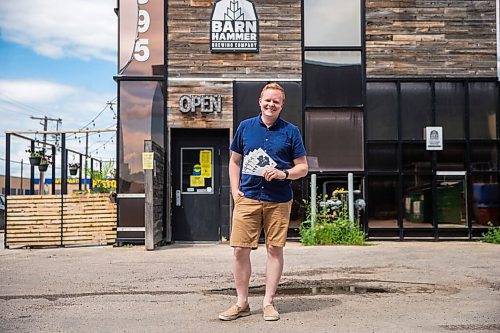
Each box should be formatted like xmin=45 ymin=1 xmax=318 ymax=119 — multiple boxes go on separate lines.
xmin=366 ymin=0 xmax=497 ymax=77
xmin=168 ymin=0 xmax=302 ymax=78
xmin=167 ymin=80 xmax=233 ymax=129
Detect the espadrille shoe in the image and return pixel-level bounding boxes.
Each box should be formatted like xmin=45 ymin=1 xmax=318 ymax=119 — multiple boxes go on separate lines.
xmin=263 ymin=304 xmax=280 ymax=321
xmin=218 ymin=304 xmax=251 ymax=321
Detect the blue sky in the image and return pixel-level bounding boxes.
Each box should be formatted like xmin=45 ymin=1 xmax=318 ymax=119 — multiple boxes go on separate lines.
xmin=1 ymin=40 xmax=116 ymax=92
xmin=0 ymin=0 xmax=117 ymax=176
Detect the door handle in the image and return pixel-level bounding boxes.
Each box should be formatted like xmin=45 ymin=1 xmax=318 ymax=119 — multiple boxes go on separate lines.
xmin=175 ymin=190 xmax=181 ymax=206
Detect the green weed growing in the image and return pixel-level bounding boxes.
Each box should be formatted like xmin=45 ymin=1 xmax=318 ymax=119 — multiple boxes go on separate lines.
xmin=299 ymin=191 xmax=365 ymax=246
xmin=482 ymin=222 xmax=500 ymax=244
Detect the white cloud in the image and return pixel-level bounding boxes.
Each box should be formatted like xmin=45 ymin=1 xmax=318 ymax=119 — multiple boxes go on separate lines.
xmin=0 ymin=79 xmax=117 ymax=176
xmin=0 ymin=79 xmax=78 ymax=104
xmin=0 ymin=0 xmax=117 ymax=61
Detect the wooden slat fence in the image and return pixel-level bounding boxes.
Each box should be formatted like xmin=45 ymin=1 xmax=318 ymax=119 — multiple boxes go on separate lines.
xmin=6 ymin=194 xmax=117 ymax=248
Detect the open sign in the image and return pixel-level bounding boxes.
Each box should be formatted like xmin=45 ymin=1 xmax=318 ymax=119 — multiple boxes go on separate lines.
xmin=179 ymin=95 xmax=222 ymax=113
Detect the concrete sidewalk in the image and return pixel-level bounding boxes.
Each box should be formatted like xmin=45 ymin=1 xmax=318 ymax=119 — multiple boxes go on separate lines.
xmin=0 ymin=233 xmax=499 ymax=332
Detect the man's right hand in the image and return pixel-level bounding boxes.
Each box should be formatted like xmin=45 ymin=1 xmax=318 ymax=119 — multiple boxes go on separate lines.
xmin=232 ymin=190 xmax=245 ymax=202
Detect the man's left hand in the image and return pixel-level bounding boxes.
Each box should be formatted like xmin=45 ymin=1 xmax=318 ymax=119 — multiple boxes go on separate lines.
xmin=263 ymin=168 xmax=286 ymax=182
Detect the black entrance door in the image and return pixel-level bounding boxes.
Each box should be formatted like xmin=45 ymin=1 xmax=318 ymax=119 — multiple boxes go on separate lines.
xmin=171 ymin=129 xmax=229 ymax=241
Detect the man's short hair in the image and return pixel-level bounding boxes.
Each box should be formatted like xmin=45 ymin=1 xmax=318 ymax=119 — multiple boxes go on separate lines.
xmin=260 ymin=83 xmax=285 ymax=102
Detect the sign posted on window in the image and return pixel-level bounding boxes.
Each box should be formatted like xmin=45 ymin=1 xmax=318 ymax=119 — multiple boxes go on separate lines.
xmin=425 ymin=126 xmax=443 ymax=151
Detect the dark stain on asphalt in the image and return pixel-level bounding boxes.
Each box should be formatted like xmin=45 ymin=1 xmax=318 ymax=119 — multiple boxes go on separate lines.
xmin=0 ymin=290 xmax=195 ymax=301
xmin=205 ymin=278 xmax=458 ymax=297
xmin=206 ymin=280 xmax=391 ymax=297
xmin=0 ymin=278 xmax=459 ymax=301
xmin=441 ymin=324 xmax=500 ymax=331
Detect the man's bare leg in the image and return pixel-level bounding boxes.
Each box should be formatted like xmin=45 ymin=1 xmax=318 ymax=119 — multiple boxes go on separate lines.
xmin=233 ymin=247 xmax=252 ymax=307
xmin=263 ymin=245 xmax=284 ymax=306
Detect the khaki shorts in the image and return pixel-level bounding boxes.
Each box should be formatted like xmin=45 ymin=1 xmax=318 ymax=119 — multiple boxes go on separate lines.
xmin=230 ymin=196 xmax=293 ymax=248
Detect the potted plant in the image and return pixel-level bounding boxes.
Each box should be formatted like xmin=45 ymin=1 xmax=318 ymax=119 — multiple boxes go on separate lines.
xmin=68 ymin=163 xmax=80 ymax=176
xmin=26 ymin=148 xmax=44 ymax=166
xmin=85 ymin=161 xmax=117 ymax=202
xmin=38 ymin=155 xmax=52 ymax=172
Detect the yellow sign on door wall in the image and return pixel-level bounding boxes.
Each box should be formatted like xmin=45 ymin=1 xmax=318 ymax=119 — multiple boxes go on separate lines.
xmin=142 ymin=152 xmax=154 ymax=170
xmin=200 ymin=150 xmax=211 ymax=164
xmin=200 ymin=150 xmax=212 ymax=178
xmin=201 ymin=166 xmax=211 ymax=178
xmin=190 ymin=175 xmax=205 ymax=187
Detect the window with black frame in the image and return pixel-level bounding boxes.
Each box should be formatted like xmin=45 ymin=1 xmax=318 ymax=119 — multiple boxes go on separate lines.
xmin=303 ymin=0 xmax=364 ymax=172
xmin=366 ymin=79 xmax=500 ymax=238
xmin=304 ymin=51 xmax=362 ymax=107
xmin=304 ymin=0 xmax=361 ymax=47
xmin=367 ymin=176 xmax=399 ymax=228
xmin=400 ymin=82 xmax=432 ymax=141
xmin=435 ymin=82 xmax=465 ymax=140
xmin=366 ymin=82 xmax=398 ymax=140
xmin=469 ymin=82 xmax=497 ymax=140
xmin=118 ymin=81 xmax=164 ymax=193
xmin=305 ymin=109 xmax=364 ymax=171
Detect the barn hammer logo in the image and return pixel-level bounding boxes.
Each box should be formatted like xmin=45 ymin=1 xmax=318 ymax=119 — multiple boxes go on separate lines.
xmin=210 ymin=0 xmax=259 ymax=52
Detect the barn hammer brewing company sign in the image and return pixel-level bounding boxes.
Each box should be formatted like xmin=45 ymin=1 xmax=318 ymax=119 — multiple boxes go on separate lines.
xmin=210 ymin=0 xmax=259 ymax=52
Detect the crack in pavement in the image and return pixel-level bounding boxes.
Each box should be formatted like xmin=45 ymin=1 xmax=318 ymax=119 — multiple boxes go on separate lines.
xmin=0 ymin=290 xmax=195 ymax=301
xmin=441 ymin=324 xmax=500 ymax=331
xmin=0 ymin=278 xmax=458 ymax=301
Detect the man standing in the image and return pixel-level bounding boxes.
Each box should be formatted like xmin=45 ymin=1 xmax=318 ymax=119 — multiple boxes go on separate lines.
xmin=219 ymin=83 xmax=308 ymax=321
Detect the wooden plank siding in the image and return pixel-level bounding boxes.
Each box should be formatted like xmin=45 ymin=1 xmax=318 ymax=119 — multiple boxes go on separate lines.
xmin=168 ymin=0 xmax=301 ymax=79
xmin=6 ymin=194 xmax=117 ymax=248
xmin=366 ymin=0 xmax=497 ymax=77
xmin=168 ymin=80 xmax=233 ymax=129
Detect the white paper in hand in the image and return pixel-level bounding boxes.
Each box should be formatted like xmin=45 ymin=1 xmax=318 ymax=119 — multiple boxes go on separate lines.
xmin=242 ymin=148 xmax=277 ymax=176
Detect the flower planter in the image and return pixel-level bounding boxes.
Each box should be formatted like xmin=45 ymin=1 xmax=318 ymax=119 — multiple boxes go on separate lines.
xmin=38 ymin=164 xmax=49 ymax=172
xmin=69 ymin=168 xmax=79 ymax=176
xmin=29 ymin=156 xmax=41 ymax=166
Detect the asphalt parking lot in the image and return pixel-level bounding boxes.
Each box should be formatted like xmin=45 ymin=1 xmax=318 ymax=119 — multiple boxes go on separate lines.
xmin=0 ymin=233 xmax=499 ymax=333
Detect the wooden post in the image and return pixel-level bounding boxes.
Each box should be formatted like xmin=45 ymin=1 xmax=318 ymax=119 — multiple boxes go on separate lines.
xmin=144 ymin=140 xmax=154 ymax=250
xmin=61 ymin=133 xmax=67 ymax=195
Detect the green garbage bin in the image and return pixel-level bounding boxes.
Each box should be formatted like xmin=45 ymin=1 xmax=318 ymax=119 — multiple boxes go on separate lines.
xmin=437 ymin=186 xmax=462 ymax=224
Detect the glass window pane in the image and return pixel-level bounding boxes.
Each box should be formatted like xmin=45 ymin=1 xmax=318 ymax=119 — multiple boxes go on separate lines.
xmin=471 ymin=143 xmax=498 ymax=171
xmin=181 ymin=148 xmax=214 ymax=194
xmin=117 ymin=198 xmax=146 ymax=239
xmin=119 ymin=81 xmax=164 ymax=193
xmin=289 ymin=180 xmax=304 ymax=231
xmin=402 ymin=144 xmax=431 ymax=172
xmin=436 ymin=143 xmax=465 ymax=171
xmin=304 ymin=0 xmax=361 ymax=46
xmin=435 ymin=82 xmax=465 ymax=139
xmin=436 ymin=174 xmax=467 ymax=227
xmin=305 ymin=109 xmax=364 ymax=171
xmin=367 ymin=143 xmax=398 ymax=171
xmin=401 ymin=82 xmax=432 ymax=140
xmin=305 ymin=51 xmax=362 ymax=107
xmin=119 ymin=0 xmax=164 ymax=76
xmin=366 ymin=82 xmax=398 ymax=140
xmin=472 ymin=175 xmax=499 ymax=227
xmin=403 ymin=175 xmax=433 ymax=228
xmin=367 ymin=176 xmax=399 ymax=228
xmin=469 ymin=82 xmax=497 ymax=139
xmin=306 ymin=51 xmax=361 ymax=64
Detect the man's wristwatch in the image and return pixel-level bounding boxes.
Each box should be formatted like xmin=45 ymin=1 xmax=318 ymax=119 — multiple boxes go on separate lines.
xmin=283 ymin=169 xmax=289 ymax=179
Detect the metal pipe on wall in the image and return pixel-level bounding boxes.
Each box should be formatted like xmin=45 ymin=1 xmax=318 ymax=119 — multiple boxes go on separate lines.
xmin=348 ymin=173 xmax=354 ymax=222
xmin=311 ymin=174 xmax=317 ymax=229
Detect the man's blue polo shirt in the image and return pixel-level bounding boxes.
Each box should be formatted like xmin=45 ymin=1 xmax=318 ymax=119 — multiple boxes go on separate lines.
xmin=230 ymin=114 xmax=306 ymax=203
